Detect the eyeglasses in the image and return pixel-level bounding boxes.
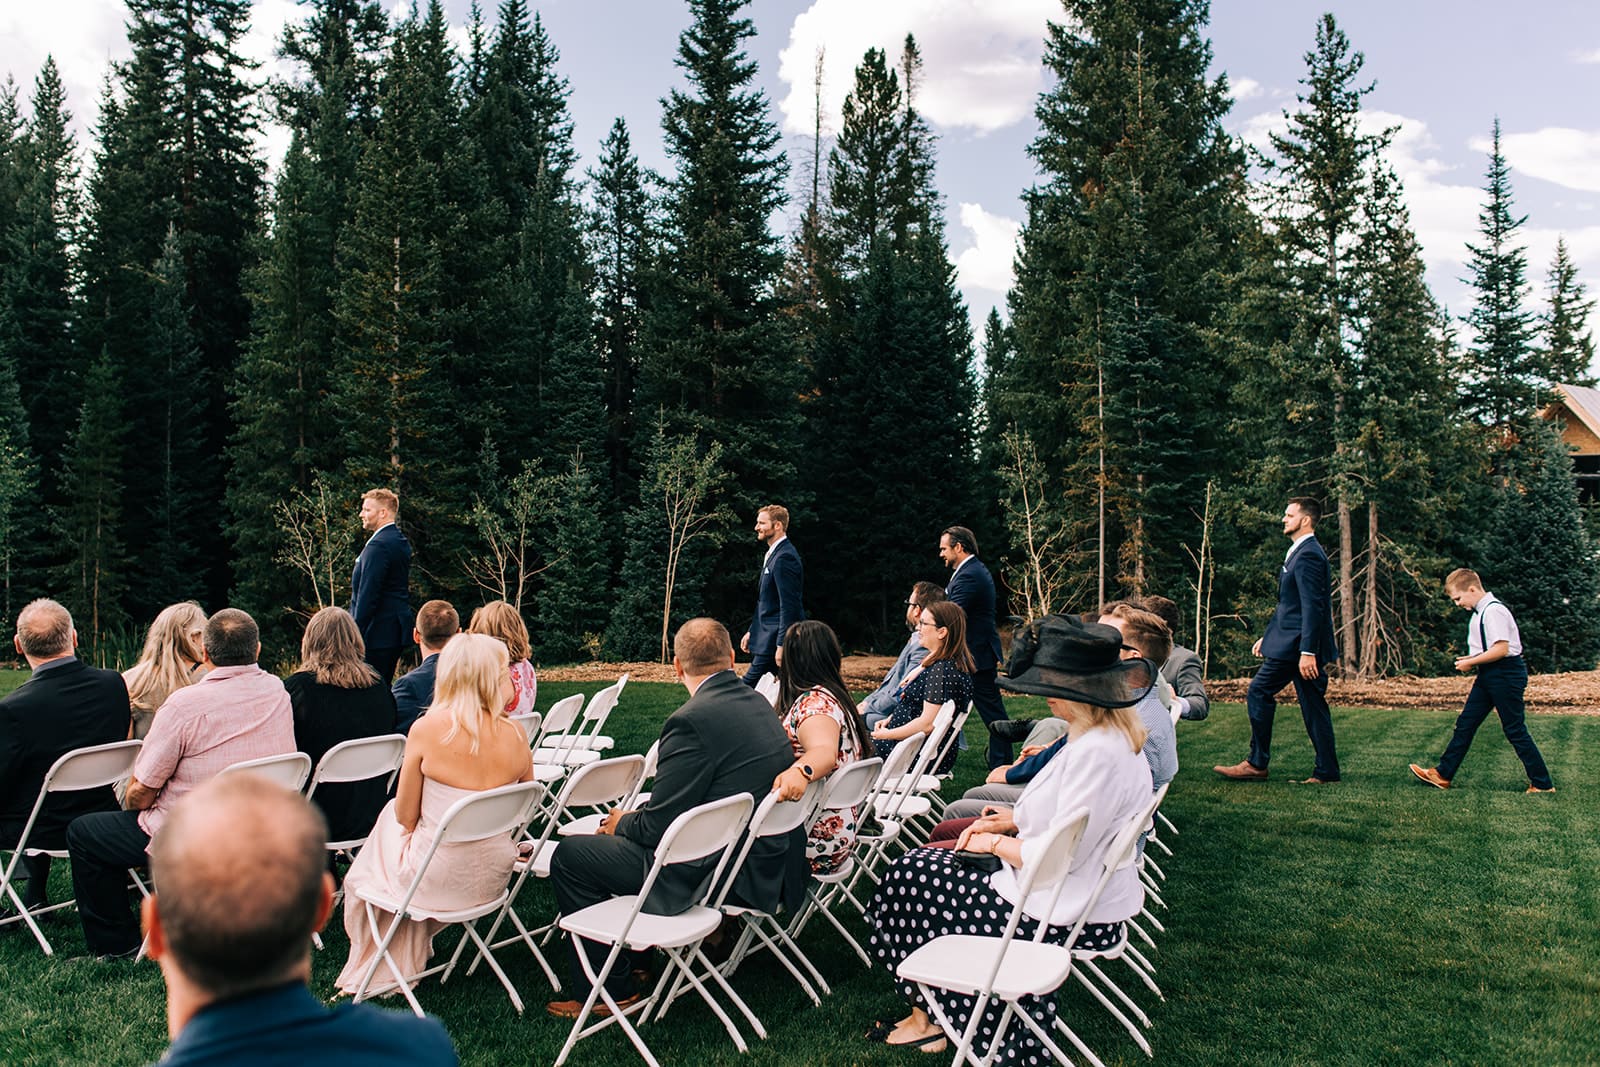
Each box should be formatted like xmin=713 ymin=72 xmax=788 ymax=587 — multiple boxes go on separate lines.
xmin=905 ymin=600 xmax=921 ymax=608
xmin=917 ymin=619 xmax=940 ymax=629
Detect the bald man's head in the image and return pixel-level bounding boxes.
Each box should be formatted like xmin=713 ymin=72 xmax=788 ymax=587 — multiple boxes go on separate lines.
xmin=148 ymin=774 xmax=329 ymax=999
xmin=15 ymin=598 xmax=73 ymax=659
xmin=673 ymin=618 xmax=733 ymax=676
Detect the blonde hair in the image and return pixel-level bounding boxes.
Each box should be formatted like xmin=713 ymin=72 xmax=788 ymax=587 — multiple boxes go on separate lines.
xmin=1061 ymin=698 xmax=1149 ymax=754
xmin=1445 ymin=568 xmax=1482 ymax=593
xmin=431 ymin=633 xmax=509 ymax=755
xmin=126 ymin=602 xmax=207 ymax=713
xmin=298 ymin=607 xmax=380 ymax=689
xmin=362 ymin=487 xmax=398 ymax=515
xmin=468 ymin=601 xmax=531 ymax=663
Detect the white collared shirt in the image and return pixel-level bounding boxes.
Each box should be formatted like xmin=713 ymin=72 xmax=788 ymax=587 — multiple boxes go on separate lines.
xmin=1468 ymin=593 xmax=1522 ymax=657
xmin=1283 ymin=532 xmax=1313 ymax=562
xmin=763 ymin=534 xmax=788 ymax=567
xmin=363 ymin=520 xmax=396 ymax=550
xmin=949 ymin=554 xmax=971 ymax=577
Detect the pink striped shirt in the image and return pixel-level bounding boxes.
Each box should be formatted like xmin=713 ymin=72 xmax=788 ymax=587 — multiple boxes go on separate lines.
xmin=133 ymin=664 xmax=295 ymax=837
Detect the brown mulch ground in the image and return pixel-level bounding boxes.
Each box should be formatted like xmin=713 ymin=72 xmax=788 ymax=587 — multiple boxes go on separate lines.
xmin=542 ymin=658 xmax=1600 ymax=715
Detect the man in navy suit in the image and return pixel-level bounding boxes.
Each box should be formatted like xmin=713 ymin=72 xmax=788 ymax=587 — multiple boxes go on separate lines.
xmin=1216 ymin=497 xmax=1341 ymax=784
xmin=349 ymin=488 xmax=413 ymax=684
xmin=740 ymin=505 xmax=804 ymax=687
xmin=391 ymin=599 xmax=458 ymax=734
xmin=939 ymin=526 xmax=1011 ymax=769
xmin=145 ymin=774 xmax=457 ymax=1065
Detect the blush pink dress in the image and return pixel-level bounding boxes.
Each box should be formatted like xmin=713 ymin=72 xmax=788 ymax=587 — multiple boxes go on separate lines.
xmin=335 ymin=777 xmax=518 ymax=994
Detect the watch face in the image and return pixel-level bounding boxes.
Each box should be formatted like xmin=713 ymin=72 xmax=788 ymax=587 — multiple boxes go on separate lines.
xmin=802 ymin=765 xmax=813 ymax=780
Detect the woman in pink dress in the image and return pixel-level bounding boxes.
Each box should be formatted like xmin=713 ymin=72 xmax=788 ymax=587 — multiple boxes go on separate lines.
xmin=771 ymin=621 xmax=873 ymax=873
xmin=335 ymin=633 xmax=535 ymax=996
xmin=467 ymin=601 xmax=538 ymax=715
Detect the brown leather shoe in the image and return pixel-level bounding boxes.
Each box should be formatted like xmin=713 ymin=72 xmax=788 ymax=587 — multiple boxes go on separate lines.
xmin=1213 ymin=760 xmax=1268 ymax=781
xmin=1524 ymin=785 xmax=1556 ymax=794
xmin=546 ymin=992 xmax=644 ymax=1019
xmin=1409 ymin=764 xmax=1450 ymax=790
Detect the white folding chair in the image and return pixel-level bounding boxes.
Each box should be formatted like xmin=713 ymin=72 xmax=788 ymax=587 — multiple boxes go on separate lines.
xmin=534 ymin=676 xmax=627 ymax=767
xmin=508 ymin=711 xmax=542 ymax=742
xmin=218 ymin=752 xmax=313 ymax=792
xmin=896 ymin=807 xmax=1092 ymax=1067
xmin=305 ymin=735 xmax=408 ymax=852
xmin=874 ymin=701 xmax=957 ymax=836
xmin=469 ymin=755 xmax=649 ymax=990
xmin=0 ymin=740 xmax=142 ymax=956
xmin=530 ymin=694 xmax=584 ymax=750
xmin=754 ymin=672 xmax=780 ymax=707
xmin=347 ymin=780 xmax=546 ymax=1017
xmin=553 ymin=792 xmax=756 ymax=1067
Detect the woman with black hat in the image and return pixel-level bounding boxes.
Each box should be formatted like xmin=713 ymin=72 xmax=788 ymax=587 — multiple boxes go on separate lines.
xmin=863 ymin=614 xmax=1155 ymax=1059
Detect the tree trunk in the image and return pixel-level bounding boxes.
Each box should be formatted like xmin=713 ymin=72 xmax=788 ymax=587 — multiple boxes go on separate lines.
xmin=1359 ymin=501 xmax=1380 ymax=677
xmin=1338 ymin=498 xmax=1356 ymax=670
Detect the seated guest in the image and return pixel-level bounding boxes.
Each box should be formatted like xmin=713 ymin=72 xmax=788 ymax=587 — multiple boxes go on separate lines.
xmin=144 ymin=774 xmax=458 ymax=1065
xmin=67 ymin=609 xmax=296 ymax=960
xmin=467 ymin=601 xmax=537 ymax=715
xmin=859 ymin=583 xmax=946 ymax=729
xmin=334 ymin=633 xmax=533 ymax=997
xmin=772 ymin=621 xmax=873 ymax=873
xmin=869 ymin=600 xmax=973 ymax=776
xmin=546 ymin=619 xmax=802 ymax=1017
xmin=287 ymin=607 xmax=399 ymax=845
xmin=1140 ymin=594 xmax=1210 ymax=721
xmin=927 ymin=606 xmax=1177 ymax=842
xmin=865 ymin=614 xmax=1154 ymax=1055
xmin=392 ymin=600 xmax=458 ymax=735
xmin=0 ymin=600 xmax=128 ymax=914
xmin=123 ymin=602 xmax=208 ymax=740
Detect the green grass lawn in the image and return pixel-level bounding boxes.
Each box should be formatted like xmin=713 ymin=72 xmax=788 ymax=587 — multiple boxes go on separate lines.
xmin=1 ymin=671 xmax=1597 ymax=1065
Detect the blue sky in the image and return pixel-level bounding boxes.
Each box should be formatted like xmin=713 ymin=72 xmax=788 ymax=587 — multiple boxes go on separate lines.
xmin=4 ymin=0 xmax=1597 ymax=366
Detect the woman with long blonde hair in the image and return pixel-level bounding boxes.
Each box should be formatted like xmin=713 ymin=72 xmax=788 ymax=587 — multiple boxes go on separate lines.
xmin=335 ymin=632 xmax=534 ymax=996
xmin=286 ymin=607 xmax=396 ymax=843
xmin=467 ymin=601 xmax=537 ymax=714
xmin=122 ymin=602 xmax=207 ymax=739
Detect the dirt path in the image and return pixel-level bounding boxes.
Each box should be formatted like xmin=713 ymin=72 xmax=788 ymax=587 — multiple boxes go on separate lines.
xmin=541 ymin=658 xmax=1600 ymax=715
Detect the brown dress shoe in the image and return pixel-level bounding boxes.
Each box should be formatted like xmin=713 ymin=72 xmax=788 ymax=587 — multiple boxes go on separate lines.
xmin=1409 ymin=764 xmax=1450 ymax=790
xmin=1524 ymin=785 xmax=1556 ymax=794
xmin=546 ymin=992 xmax=644 ymax=1019
xmin=1213 ymin=760 xmax=1268 ymax=781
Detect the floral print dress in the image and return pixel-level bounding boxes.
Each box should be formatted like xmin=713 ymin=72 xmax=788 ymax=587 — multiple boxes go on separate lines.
xmin=782 ymin=687 xmax=859 ymax=874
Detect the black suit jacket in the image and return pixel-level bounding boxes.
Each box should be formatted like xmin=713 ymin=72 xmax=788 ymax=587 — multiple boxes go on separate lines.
xmin=615 ymin=670 xmax=803 ymax=914
xmin=1261 ymin=536 xmax=1339 ymax=663
xmin=0 ymin=659 xmax=129 ymax=849
xmin=350 ymin=524 xmax=414 ymax=652
xmin=945 ymin=556 xmax=1003 ymax=670
xmin=746 ymin=539 xmax=804 ymax=657
xmin=391 ymin=653 xmax=439 ymax=735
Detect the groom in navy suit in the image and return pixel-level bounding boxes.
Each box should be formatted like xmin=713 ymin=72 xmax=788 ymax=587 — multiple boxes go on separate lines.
xmin=741 ymin=505 xmax=804 ymax=686
xmin=350 ymin=488 xmax=413 ymax=685
xmin=1216 ymin=497 xmax=1341 ymax=784
xmin=940 ymin=526 xmax=1010 ymax=769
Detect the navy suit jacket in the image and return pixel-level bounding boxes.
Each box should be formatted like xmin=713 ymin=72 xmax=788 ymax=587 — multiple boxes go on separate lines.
xmin=391 ymin=653 xmax=438 ymax=735
xmin=154 ymin=982 xmax=457 ymax=1066
xmin=349 ymin=524 xmax=413 ymax=652
xmin=1261 ymin=536 xmax=1339 ymax=663
xmin=945 ymin=556 xmax=1003 ymax=670
xmin=0 ymin=659 xmax=128 ymax=848
xmin=746 ymin=538 xmax=804 ymax=657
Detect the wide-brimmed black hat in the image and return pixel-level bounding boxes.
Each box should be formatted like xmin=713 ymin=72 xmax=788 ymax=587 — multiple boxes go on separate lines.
xmin=999 ymin=614 xmax=1154 ymax=708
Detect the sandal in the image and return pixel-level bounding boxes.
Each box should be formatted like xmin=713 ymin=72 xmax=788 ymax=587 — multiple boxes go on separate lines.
xmin=888 ymin=1031 xmax=949 ymax=1053
xmin=864 ymin=1019 xmax=897 ymax=1043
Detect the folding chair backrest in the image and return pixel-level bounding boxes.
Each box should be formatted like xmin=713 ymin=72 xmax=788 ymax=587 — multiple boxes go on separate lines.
xmin=877 ymin=702 xmax=955 ymax=817
xmin=1016 ymin=807 xmax=1092 ymax=920
xmin=711 ymin=783 xmax=823 ymax=909
xmin=219 ymin=752 xmax=313 ymax=792
xmin=754 ymin=673 xmax=779 ymax=706
xmin=928 ymin=704 xmax=970 ymax=777
xmin=865 ymin=735 xmax=923 ymax=817
xmin=1055 ymin=786 xmax=1168 ymax=951
xmin=307 ymin=735 xmax=406 ymax=794
xmin=540 ymin=694 xmax=584 ymax=735
xmin=655 ymin=792 xmax=755 ymax=868
xmin=816 ymin=756 xmax=880 ymax=813
xmin=558 ymin=754 xmax=646 ymax=811
xmin=42 ymin=739 xmax=143 ymax=794
xmin=620 ymin=740 xmax=659 ymax=809
xmin=579 ymin=675 xmax=626 ymax=729
xmin=509 ymin=711 xmax=541 ymax=741
xmin=437 ymin=780 xmax=547 ymax=845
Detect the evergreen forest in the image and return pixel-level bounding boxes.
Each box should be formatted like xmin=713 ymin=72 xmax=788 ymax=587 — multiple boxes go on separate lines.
xmin=0 ymin=0 xmax=1596 ymax=676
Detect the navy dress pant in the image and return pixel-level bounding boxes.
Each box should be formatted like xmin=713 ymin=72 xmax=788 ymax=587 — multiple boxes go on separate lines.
xmin=1437 ymin=657 xmax=1553 ymax=789
xmin=1246 ymin=656 xmax=1340 ymax=781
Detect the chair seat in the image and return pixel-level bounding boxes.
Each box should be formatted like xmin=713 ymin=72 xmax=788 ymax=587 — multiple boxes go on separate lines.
xmin=809 ymin=855 xmax=856 ymax=886
xmin=533 ymin=747 xmax=603 ymax=768
xmin=559 ymin=898 xmax=723 ymax=950
xmin=877 ymin=793 xmax=931 ymax=819
xmin=883 ymin=774 xmax=944 ymax=793
xmin=532 ymin=762 xmax=570 ymax=783
xmin=897 ymin=934 xmax=1074 ymax=998
xmin=352 ymin=886 xmax=512 ymax=926
xmin=856 ymin=817 xmax=901 ymax=844
xmin=557 ymin=813 xmax=605 ymax=837
xmin=539 ymin=734 xmax=615 ymax=752
xmin=512 ymin=839 xmax=559 ymax=878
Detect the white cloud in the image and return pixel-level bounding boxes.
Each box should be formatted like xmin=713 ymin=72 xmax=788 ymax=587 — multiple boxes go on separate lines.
xmin=1228 ymin=76 xmax=1262 ymax=101
xmin=1576 ymin=47 xmax=1600 ymax=64
xmin=954 ymin=201 xmax=1021 ymax=295
xmin=1470 ymin=127 xmax=1600 ymax=195
xmin=776 ymin=0 xmax=1060 ymax=137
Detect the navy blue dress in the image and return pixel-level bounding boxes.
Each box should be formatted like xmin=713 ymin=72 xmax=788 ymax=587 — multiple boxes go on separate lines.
xmin=872 ymin=659 xmax=971 ymax=775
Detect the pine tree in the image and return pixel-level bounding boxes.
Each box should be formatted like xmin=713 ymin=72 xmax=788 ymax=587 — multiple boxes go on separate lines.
xmin=54 ymin=350 xmax=129 ymax=650
xmin=1461 ymin=119 xmax=1541 ymax=444
xmin=1005 ymin=0 xmax=1244 ymax=609
xmin=637 ymin=0 xmax=796 ymax=621
xmin=1481 ymin=420 xmax=1600 ymax=673
xmin=538 ymin=449 xmax=611 ymax=663
xmin=1541 ymin=237 xmax=1596 ymax=388
xmin=0 ymin=333 xmax=37 ymax=621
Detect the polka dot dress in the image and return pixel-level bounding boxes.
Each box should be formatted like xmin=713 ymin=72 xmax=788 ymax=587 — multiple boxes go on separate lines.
xmin=867 ymin=847 xmax=1123 ymax=1066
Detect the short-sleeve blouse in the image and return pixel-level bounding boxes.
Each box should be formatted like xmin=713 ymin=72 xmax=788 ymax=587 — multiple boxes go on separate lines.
xmin=782 ymin=687 xmax=860 ymax=874
xmin=872 ymin=658 xmax=971 ymax=775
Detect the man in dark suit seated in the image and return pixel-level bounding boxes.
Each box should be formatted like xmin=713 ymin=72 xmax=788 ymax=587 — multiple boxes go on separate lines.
xmin=939 ymin=525 xmax=1010 ymax=768
xmin=144 ymin=773 xmax=458 ymax=1066
xmin=1216 ymin=496 xmax=1341 ymax=784
xmin=391 ymin=600 xmax=459 ymax=735
xmin=350 ymin=488 xmax=414 ymax=685
xmin=1140 ymin=595 xmax=1210 ymax=721
xmin=0 ymin=599 xmax=128 ymax=916
xmin=547 ymin=618 xmax=802 ymax=1016
xmin=740 ymin=505 xmax=804 ymax=686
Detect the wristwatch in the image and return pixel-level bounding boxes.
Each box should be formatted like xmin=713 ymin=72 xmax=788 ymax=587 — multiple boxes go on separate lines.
xmin=798 ymin=764 xmax=814 ymax=781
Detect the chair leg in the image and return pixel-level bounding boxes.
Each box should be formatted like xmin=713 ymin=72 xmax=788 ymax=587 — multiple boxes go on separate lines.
xmin=461 ymin=922 xmax=525 ymax=1013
